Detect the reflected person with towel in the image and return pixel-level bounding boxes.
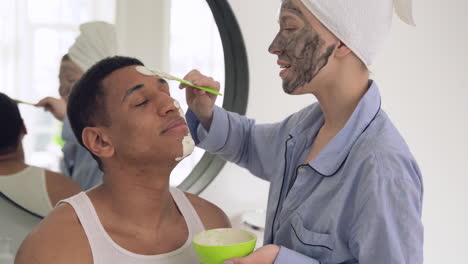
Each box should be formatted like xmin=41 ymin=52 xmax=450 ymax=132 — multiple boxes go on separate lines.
xmin=36 ymin=21 xmax=117 ymax=190
xmin=182 ymin=0 xmax=423 ymax=263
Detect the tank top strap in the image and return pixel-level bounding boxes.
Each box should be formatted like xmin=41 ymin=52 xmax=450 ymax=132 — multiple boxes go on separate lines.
xmin=169 ymin=187 xmax=205 ymax=236
xmin=57 ymin=192 xmax=104 ymax=258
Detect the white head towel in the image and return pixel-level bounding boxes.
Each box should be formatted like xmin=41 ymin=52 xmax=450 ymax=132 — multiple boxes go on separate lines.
xmin=299 ymin=0 xmax=415 ymax=65
xmin=68 ymin=21 xmax=118 ymax=72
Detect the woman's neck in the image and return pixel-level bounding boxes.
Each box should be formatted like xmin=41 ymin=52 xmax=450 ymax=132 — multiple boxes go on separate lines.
xmin=313 ymin=70 xmax=370 ymax=131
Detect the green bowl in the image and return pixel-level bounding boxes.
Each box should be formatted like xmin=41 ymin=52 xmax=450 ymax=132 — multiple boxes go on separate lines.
xmin=192 ymin=228 xmax=257 ymax=264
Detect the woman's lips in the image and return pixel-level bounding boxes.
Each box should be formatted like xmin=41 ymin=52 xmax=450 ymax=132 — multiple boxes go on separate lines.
xmin=280 ymin=68 xmax=290 ymax=78
xmin=277 ymin=60 xmax=291 ymax=79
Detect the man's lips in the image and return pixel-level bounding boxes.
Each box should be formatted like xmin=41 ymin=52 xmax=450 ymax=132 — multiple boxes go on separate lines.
xmin=162 ymin=118 xmax=188 ymax=134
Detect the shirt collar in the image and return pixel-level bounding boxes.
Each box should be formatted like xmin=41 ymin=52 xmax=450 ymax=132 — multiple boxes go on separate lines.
xmin=293 ymin=81 xmax=382 ymax=177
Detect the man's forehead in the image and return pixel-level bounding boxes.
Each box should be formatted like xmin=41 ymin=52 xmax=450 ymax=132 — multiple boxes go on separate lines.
xmin=98 ymin=67 xmax=136 ymax=101
xmin=102 ymin=65 xmax=141 ymax=89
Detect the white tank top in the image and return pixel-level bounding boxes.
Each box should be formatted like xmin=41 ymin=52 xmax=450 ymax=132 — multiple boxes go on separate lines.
xmin=0 ymin=166 xmax=53 ymax=217
xmin=59 ymin=187 xmax=204 ymax=264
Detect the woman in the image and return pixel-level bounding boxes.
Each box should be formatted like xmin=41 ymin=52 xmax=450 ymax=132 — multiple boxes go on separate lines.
xmin=182 ymin=0 xmax=423 ymax=263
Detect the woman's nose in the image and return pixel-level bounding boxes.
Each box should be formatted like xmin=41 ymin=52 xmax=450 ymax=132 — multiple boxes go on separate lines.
xmin=269 ymin=48 xmax=283 ymax=55
xmin=268 ymin=35 xmax=284 ymax=55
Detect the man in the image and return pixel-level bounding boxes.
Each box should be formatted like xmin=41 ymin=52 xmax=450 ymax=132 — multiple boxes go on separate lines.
xmin=0 ymin=93 xmax=80 ymax=217
xmin=36 ymin=21 xmax=117 ymax=190
xmin=181 ymin=0 xmax=423 ymax=263
xmin=16 ymin=56 xmax=230 ymax=263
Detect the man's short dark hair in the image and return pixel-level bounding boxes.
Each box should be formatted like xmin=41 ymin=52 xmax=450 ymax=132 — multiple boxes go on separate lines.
xmin=0 ymin=93 xmax=23 ymax=155
xmin=67 ymin=56 xmax=144 ymax=168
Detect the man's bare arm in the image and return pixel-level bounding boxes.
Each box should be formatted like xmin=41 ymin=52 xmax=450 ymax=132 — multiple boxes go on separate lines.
xmin=15 ymin=204 xmax=92 ymax=264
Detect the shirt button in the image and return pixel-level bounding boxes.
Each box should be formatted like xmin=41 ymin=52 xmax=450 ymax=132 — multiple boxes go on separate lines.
xmin=298 ymin=167 xmax=306 ymax=173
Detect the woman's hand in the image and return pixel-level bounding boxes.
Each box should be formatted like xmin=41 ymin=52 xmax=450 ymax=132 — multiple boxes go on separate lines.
xmin=180 ymin=69 xmax=220 ymax=131
xmin=223 ymin=244 xmax=281 ymax=264
xmin=35 ymin=97 xmax=67 ymax=121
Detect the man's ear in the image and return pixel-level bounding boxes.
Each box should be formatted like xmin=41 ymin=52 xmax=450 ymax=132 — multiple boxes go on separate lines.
xmin=335 ymin=41 xmax=352 ymax=58
xmin=21 ymin=120 xmax=27 ymax=135
xmin=82 ymin=127 xmax=114 ymax=158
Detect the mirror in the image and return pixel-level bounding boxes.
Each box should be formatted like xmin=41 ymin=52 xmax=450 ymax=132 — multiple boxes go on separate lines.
xmin=0 ymin=0 xmax=248 ymax=250
xmin=115 ymin=0 xmax=226 ymax=187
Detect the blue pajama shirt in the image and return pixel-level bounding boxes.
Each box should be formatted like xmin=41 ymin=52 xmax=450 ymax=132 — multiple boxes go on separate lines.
xmin=187 ymin=81 xmax=423 ymax=264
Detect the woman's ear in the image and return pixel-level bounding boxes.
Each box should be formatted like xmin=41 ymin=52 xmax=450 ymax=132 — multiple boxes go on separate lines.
xmin=335 ymin=41 xmax=352 ymax=58
xmin=82 ymin=127 xmax=114 ymax=158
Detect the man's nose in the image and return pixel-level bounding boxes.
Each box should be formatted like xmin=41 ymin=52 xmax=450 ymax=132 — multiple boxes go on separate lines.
xmin=157 ymin=97 xmax=177 ymax=117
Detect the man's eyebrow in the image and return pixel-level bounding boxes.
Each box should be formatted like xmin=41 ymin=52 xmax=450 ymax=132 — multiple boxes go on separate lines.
xmin=122 ymin=84 xmax=144 ymax=103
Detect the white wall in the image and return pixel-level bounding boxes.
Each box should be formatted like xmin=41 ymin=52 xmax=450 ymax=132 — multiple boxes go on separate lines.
xmin=115 ymin=0 xmax=171 ymax=70
xmin=200 ymin=0 xmax=468 ymax=262
xmin=373 ymin=0 xmax=468 ymax=262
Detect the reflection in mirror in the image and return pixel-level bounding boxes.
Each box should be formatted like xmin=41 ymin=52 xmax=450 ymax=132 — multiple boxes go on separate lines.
xmin=0 ymin=0 xmax=117 ymax=174
xmin=0 ymin=0 xmax=224 ymax=188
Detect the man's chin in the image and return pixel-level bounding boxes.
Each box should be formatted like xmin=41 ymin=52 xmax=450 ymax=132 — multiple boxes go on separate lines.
xmin=175 ymin=141 xmax=195 ymax=162
xmin=174 ymin=152 xmax=193 ymax=162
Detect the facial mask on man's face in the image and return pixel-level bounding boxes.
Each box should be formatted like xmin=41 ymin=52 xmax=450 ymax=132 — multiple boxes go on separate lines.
xmin=173 ymin=100 xmax=195 ymax=161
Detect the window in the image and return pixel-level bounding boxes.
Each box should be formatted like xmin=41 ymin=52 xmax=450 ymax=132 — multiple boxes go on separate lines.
xmin=0 ymin=0 xmax=115 ymax=171
xmin=168 ymin=0 xmax=225 ymax=186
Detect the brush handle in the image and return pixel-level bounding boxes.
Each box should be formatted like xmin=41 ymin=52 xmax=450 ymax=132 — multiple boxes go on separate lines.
xmin=176 ymin=78 xmax=223 ymax=96
xmin=13 ymin=99 xmax=35 ymax=106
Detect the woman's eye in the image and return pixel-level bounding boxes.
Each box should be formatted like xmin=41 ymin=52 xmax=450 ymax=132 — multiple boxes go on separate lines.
xmin=135 ymin=99 xmax=148 ymax=107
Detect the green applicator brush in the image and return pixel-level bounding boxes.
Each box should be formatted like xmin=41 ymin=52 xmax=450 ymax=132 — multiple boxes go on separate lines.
xmin=136 ymin=66 xmax=222 ymax=96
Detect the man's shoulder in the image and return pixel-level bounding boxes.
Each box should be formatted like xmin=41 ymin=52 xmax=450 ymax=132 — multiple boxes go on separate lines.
xmin=15 ymin=203 xmax=92 ymax=264
xmin=184 ymin=192 xmax=231 ymax=230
